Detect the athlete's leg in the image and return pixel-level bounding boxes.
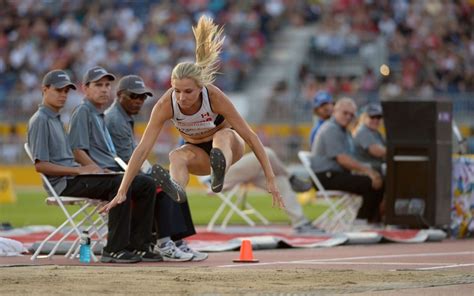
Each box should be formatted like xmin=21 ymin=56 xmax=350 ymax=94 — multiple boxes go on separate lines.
xmin=211 ymin=128 xmax=245 ymax=170
xmin=151 ymin=144 xmax=211 ymax=203
xmin=169 ymin=144 xmax=211 ymax=187
xmin=210 ymin=128 xmax=245 ymax=192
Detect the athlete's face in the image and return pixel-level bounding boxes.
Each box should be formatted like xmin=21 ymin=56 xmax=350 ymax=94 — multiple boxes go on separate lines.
xmin=172 ymin=78 xmax=201 ymax=112
xmin=42 ymin=86 xmax=72 ymax=112
xmin=83 ymin=77 xmax=113 ymax=108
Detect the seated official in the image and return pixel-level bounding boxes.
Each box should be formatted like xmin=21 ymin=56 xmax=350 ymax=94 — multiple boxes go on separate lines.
xmin=67 ymin=66 xmax=161 ymax=262
xmin=310 ymin=98 xmax=384 ymax=223
xmin=353 ymin=103 xmax=386 ymax=174
xmin=28 ymin=69 xmax=158 ymax=264
xmin=309 ymin=90 xmax=334 ymax=147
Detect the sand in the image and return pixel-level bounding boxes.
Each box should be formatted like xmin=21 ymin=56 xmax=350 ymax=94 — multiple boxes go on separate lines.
xmin=1 ymin=266 xmax=473 ymax=295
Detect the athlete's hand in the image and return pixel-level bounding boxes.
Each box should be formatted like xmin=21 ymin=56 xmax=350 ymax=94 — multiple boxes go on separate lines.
xmin=99 ymin=192 xmax=127 ymax=214
xmin=267 ymin=178 xmax=285 ymax=209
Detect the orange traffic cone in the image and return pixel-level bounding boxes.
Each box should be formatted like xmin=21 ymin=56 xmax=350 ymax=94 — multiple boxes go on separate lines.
xmin=233 ymin=239 xmax=259 ymax=263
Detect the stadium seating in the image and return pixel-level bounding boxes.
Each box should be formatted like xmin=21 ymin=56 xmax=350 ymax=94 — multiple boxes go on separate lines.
xmin=298 ymin=151 xmax=362 ymax=232
xmin=24 ymin=143 xmax=108 ymax=261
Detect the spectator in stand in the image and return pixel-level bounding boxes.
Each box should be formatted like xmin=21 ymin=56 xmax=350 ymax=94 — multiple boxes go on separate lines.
xmin=265 ymin=80 xmax=292 ymax=122
xmin=353 ymin=104 xmax=386 ymax=174
xmin=302 ymin=0 xmax=473 ymax=99
xmin=310 ymin=98 xmax=384 ymax=223
xmin=359 ymin=68 xmax=378 ymax=92
xmin=2 ymin=0 xmax=317 ymax=122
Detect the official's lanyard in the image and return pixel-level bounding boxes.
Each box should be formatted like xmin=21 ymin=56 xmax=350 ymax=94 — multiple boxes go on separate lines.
xmin=95 ymin=115 xmax=116 ymax=155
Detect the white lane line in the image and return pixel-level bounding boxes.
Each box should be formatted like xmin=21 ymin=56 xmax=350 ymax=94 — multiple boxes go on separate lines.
xmin=292 ymin=262 xmax=457 ymax=266
xmin=414 ymin=263 xmax=474 ymax=271
xmin=298 ymin=251 xmax=474 ymax=263
xmin=218 ymin=251 xmax=474 ymax=268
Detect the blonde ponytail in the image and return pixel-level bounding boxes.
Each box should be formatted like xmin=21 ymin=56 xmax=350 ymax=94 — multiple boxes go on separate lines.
xmin=171 ymin=15 xmax=225 ymax=87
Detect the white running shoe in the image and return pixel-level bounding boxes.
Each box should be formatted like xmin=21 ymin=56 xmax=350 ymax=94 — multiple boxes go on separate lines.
xmin=157 ymin=240 xmax=193 ymax=262
xmin=178 ymin=241 xmax=209 ymax=262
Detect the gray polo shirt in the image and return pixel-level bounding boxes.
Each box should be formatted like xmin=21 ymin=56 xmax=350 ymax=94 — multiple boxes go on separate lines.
xmin=310 ymin=117 xmax=354 ymax=173
xmin=68 ymin=98 xmax=118 ymax=169
xmin=28 ymin=105 xmax=78 ymax=195
xmin=104 ymin=101 xmax=136 ymax=162
xmin=353 ymin=124 xmax=386 ymax=170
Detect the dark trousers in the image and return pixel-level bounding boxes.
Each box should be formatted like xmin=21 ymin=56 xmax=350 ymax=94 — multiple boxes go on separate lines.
xmin=154 ymin=191 xmax=196 ymax=241
xmin=61 ymin=174 xmax=156 ymax=252
xmin=316 ymin=171 xmax=384 ymax=222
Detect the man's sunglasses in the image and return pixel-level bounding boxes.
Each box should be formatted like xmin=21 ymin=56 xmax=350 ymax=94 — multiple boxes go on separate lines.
xmin=125 ymin=92 xmax=148 ymax=101
xmin=369 ymin=115 xmax=382 ymax=120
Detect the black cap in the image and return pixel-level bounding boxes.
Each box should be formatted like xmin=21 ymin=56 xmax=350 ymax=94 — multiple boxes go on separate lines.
xmin=116 ymin=75 xmax=153 ymax=97
xmin=365 ymin=103 xmax=383 ymax=116
xmin=42 ymin=70 xmax=77 ymax=90
xmin=83 ymin=66 xmax=116 ymax=84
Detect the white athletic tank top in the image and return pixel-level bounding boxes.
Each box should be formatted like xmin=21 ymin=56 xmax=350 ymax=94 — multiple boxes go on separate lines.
xmin=171 ymin=87 xmax=225 ymax=136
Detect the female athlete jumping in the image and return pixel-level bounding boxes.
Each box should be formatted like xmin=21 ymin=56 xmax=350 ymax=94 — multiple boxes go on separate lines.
xmin=101 ymin=16 xmax=284 ymax=213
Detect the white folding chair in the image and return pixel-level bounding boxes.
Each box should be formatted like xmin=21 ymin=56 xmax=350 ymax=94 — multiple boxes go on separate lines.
xmin=198 ymin=176 xmax=270 ymax=231
xmin=24 ymin=143 xmax=108 ymax=262
xmin=298 ymin=151 xmax=362 ymax=233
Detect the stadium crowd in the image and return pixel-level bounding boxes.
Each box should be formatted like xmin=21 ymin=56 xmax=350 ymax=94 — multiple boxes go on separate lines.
xmin=0 ymin=0 xmax=318 ymax=120
xmin=1 ymin=0 xmax=473 ymax=163
xmin=300 ymin=0 xmax=473 ymax=103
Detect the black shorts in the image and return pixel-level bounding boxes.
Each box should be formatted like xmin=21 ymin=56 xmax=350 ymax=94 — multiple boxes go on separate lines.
xmin=185 ymin=140 xmax=213 ymax=156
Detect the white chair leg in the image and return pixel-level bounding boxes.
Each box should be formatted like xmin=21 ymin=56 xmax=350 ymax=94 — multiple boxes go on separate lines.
xmin=31 ymin=201 xmax=90 ymax=260
xmin=31 ymin=219 xmax=69 ymax=260
xmin=25 ymin=143 xmax=108 ymax=262
xmin=221 ymin=195 xmax=256 ymax=228
xmin=243 ymin=201 xmax=270 ymax=225
xmin=207 ymin=185 xmax=240 ymax=231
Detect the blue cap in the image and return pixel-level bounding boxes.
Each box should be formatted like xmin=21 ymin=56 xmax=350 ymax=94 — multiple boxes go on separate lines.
xmin=312 ymin=91 xmax=333 ymax=109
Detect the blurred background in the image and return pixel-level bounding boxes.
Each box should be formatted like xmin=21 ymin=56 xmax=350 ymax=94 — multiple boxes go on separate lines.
xmin=0 ymin=0 xmax=472 ymax=168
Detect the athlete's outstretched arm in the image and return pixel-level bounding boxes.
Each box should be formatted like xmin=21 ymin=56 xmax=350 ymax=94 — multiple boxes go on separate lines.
xmin=100 ymin=90 xmax=173 ymax=213
xmin=208 ymin=85 xmax=284 ymax=208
